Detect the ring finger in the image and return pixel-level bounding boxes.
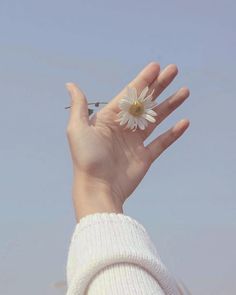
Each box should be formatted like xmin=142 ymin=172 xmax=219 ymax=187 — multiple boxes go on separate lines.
xmin=141 ymin=87 xmax=190 ymax=141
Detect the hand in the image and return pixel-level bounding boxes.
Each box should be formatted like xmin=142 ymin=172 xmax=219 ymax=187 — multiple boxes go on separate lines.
xmin=66 ymin=62 xmax=190 ymax=221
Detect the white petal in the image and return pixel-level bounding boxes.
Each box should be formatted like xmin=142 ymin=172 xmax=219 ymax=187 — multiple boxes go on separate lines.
xmin=137 ymin=118 xmax=146 ymax=130
xmin=119 ymin=112 xmax=130 ymax=125
xmin=143 ymin=89 xmax=155 ymax=102
xmin=128 ymin=117 xmax=135 ymax=129
xmin=125 ymin=116 xmax=132 ymax=128
xmin=138 ymin=117 xmax=149 ymax=128
xmin=130 ymin=117 xmax=138 ymax=131
xmin=131 ymin=122 xmax=137 ymax=130
xmin=142 ymin=113 xmax=156 ymax=123
xmin=117 ymin=110 xmax=126 ymax=117
xmin=132 ymin=122 xmax=137 ymax=132
xmin=144 ymin=100 xmax=157 ymax=109
xmin=138 ymin=86 xmax=149 ymax=102
xmin=119 ymin=99 xmax=131 ymax=110
xmin=150 ymin=102 xmax=158 ymax=109
xmin=127 ymin=86 xmax=137 ymax=102
xmin=123 ymin=96 xmax=133 ymax=104
xmin=145 ymin=109 xmax=157 ymax=116
xmin=144 ymin=118 xmax=148 ymax=127
xmin=140 ymin=116 xmax=149 ymax=127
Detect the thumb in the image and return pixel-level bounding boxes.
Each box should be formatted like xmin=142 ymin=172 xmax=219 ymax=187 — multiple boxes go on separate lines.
xmin=65 ymin=82 xmax=89 ymax=125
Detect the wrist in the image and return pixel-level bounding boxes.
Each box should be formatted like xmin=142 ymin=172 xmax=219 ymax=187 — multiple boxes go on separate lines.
xmin=72 ymin=173 xmax=123 ymax=222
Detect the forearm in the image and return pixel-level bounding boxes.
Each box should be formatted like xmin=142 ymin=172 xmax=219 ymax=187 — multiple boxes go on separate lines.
xmin=72 ymin=173 xmax=123 ymax=222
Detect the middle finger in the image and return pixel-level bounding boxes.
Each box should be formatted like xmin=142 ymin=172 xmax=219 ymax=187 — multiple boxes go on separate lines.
xmin=148 ymin=64 xmax=179 ymax=100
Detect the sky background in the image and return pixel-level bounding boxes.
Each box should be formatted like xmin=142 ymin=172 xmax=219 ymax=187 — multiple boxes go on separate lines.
xmin=0 ymin=0 xmax=235 ymax=294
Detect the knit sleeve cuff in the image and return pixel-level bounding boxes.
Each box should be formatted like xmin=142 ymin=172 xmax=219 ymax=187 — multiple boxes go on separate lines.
xmin=66 ymin=212 xmax=180 ymax=295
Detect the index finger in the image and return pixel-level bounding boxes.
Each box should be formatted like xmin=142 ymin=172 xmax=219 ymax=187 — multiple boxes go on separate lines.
xmin=105 ymin=62 xmax=160 ymax=113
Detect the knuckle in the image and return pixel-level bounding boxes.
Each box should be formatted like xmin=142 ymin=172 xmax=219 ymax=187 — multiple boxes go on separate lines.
xmin=71 ymin=97 xmax=79 ymax=105
xmin=166 ymin=98 xmax=179 ymax=112
xmin=158 ymin=78 xmax=167 ymax=90
xmin=156 ymin=108 xmax=165 ymax=120
xmin=141 ymin=75 xmax=151 ymax=86
xmin=170 ymin=128 xmax=178 ymax=140
xmin=166 ymin=99 xmax=173 ymax=111
xmin=160 ymin=140 xmax=168 ymax=150
xmin=161 ymin=132 xmax=175 ymax=150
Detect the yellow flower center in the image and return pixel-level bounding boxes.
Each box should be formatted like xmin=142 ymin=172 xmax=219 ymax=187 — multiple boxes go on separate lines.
xmin=128 ymin=101 xmax=144 ymax=117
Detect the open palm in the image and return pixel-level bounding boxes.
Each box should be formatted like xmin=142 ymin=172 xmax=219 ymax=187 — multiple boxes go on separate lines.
xmin=66 ymin=62 xmax=190 ymax=207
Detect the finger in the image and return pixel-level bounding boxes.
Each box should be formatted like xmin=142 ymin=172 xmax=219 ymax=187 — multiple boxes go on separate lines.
xmin=148 ymin=64 xmax=179 ymax=100
xmin=66 ymin=82 xmax=89 ymax=125
xmin=141 ymin=87 xmax=190 ymax=140
xmin=145 ymin=119 xmax=190 ymax=162
xmin=105 ymin=62 xmax=160 ymax=113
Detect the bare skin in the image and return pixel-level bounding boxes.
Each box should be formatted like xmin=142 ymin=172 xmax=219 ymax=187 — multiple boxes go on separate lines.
xmin=66 ymin=62 xmax=190 ymax=222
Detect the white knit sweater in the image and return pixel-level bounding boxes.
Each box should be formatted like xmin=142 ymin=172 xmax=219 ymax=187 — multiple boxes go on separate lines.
xmin=66 ymin=213 xmax=185 ymax=295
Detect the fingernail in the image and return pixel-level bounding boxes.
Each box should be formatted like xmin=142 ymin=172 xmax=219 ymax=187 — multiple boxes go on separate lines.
xmin=173 ymin=119 xmax=190 ymax=132
xmin=65 ymin=82 xmax=74 ymax=91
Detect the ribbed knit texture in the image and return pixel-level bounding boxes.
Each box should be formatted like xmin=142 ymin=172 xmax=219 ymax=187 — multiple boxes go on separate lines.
xmin=66 ymin=212 xmax=182 ymax=295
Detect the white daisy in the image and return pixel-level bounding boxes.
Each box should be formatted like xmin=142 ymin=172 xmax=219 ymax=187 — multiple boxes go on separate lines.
xmin=116 ymin=85 xmax=158 ymax=132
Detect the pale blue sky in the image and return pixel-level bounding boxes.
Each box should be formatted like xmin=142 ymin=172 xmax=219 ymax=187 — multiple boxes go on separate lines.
xmin=0 ymin=0 xmax=235 ymax=294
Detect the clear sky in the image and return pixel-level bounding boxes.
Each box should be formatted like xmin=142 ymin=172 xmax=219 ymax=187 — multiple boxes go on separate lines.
xmin=0 ymin=0 xmax=235 ymax=294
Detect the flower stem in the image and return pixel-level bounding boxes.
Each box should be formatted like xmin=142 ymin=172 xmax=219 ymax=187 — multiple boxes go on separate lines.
xmin=64 ymin=102 xmax=108 ymax=109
